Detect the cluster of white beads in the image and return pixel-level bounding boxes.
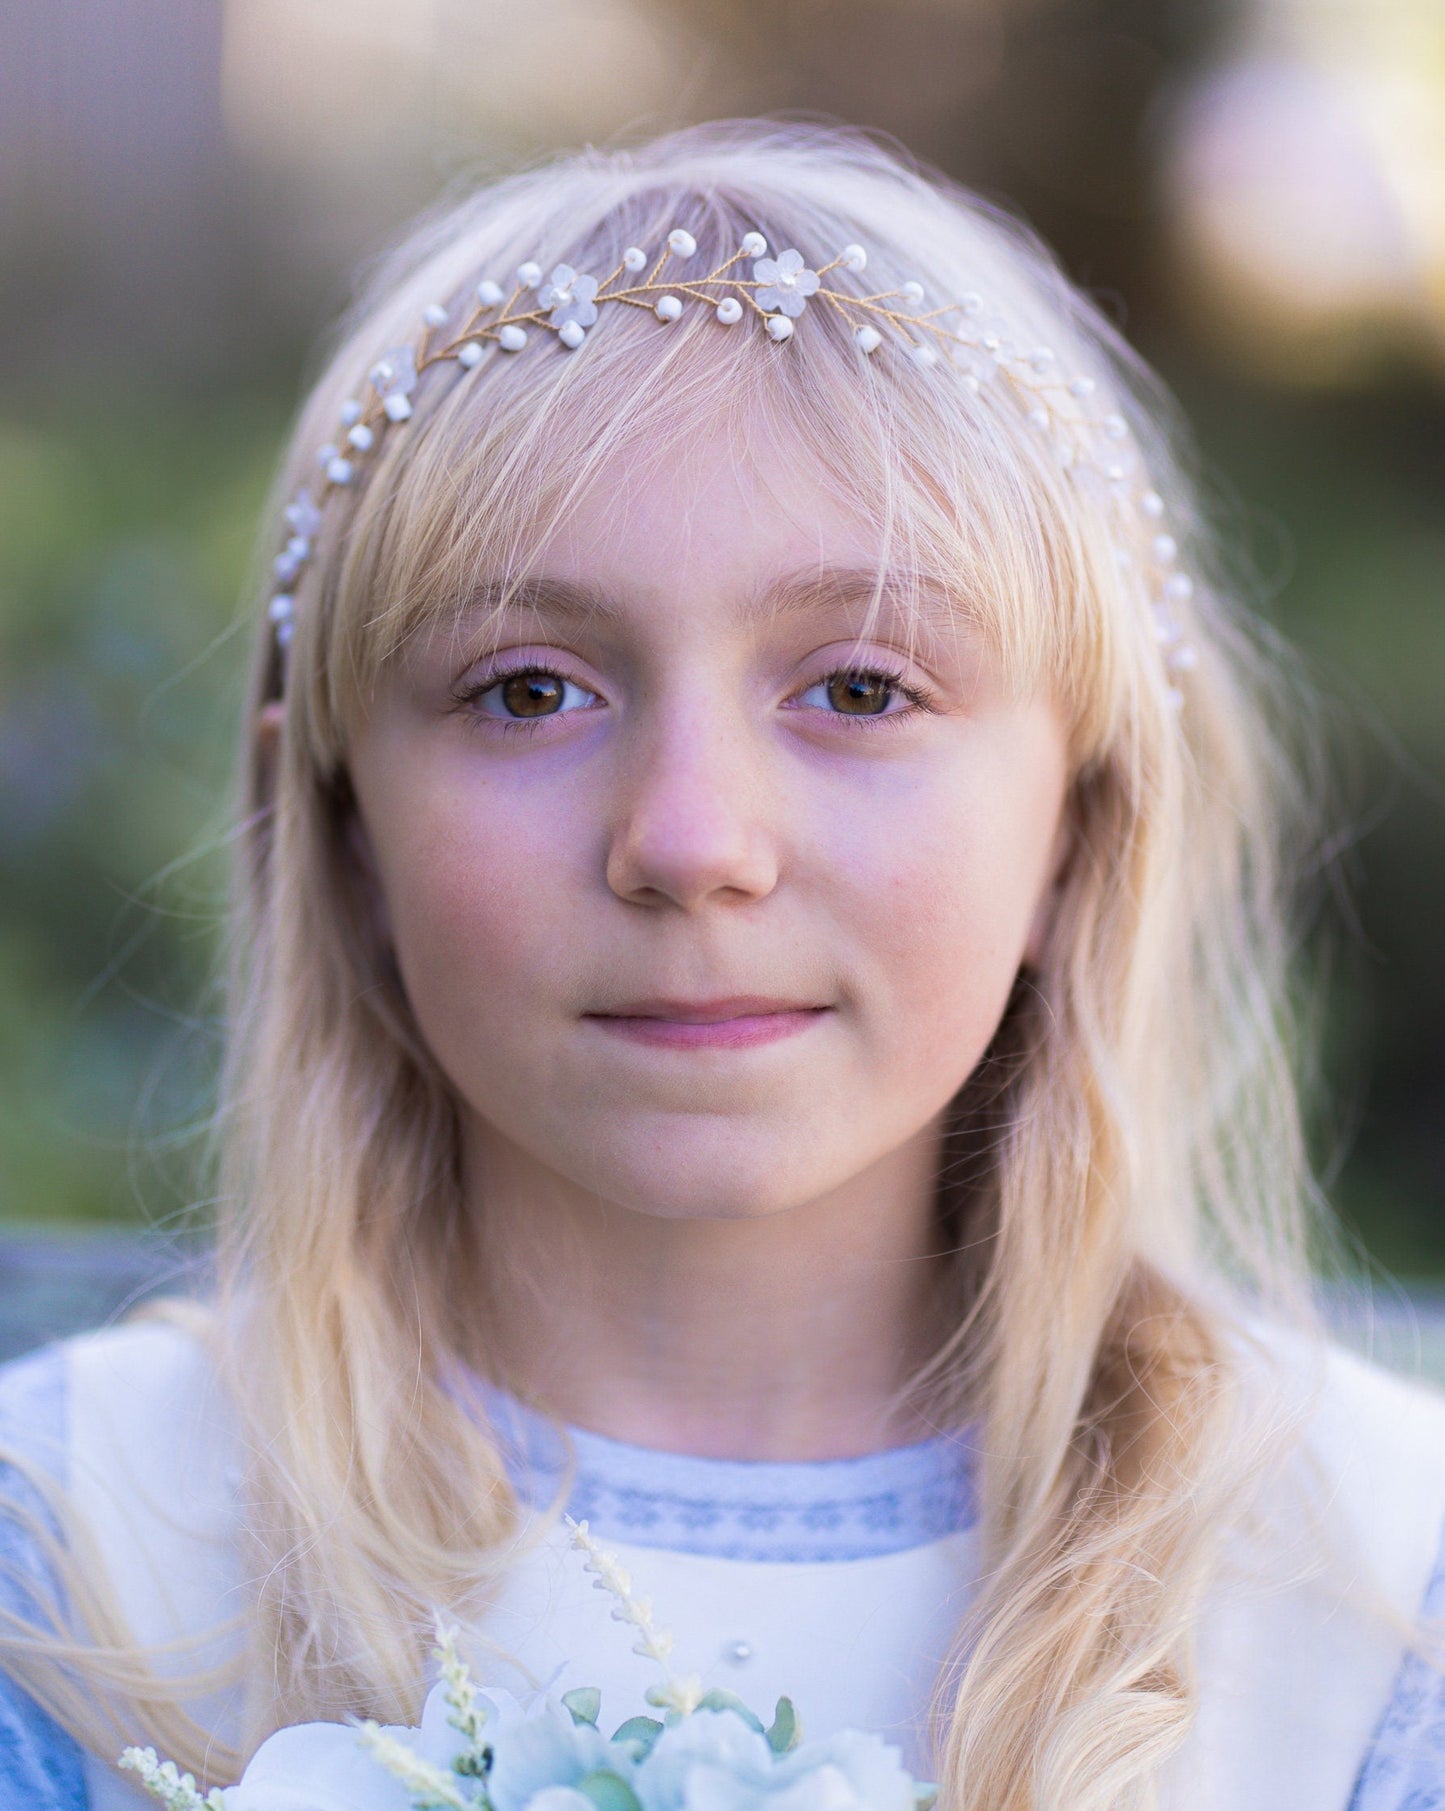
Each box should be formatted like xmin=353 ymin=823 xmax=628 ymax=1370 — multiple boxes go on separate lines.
xmin=267 ymin=229 xmax=1197 ymax=705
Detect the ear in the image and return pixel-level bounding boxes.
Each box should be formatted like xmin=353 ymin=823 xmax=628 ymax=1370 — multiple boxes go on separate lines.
xmin=256 ymin=699 xmax=394 ymax=947
xmin=1022 ymin=811 xmax=1075 ymax=971
xmin=255 ymin=700 xmax=285 ymax=809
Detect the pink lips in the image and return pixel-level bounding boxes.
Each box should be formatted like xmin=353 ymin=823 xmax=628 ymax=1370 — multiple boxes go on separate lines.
xmin=586 ymin=996 xmax=830 ymax=1050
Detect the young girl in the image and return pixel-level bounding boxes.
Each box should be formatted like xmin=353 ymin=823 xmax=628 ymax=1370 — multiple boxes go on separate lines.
xmin=2 ymin=118 xmax=1443 ymax=1811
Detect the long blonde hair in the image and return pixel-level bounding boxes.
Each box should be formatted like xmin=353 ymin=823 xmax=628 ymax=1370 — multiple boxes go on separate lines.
xmin=3 ymin=120 xmax=1327 ymax=1808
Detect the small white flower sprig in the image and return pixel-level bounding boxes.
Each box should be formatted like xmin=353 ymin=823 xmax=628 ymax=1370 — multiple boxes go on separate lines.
xmin=266 ymin=226 xmax=1197 ymax=707
xmin=120 ymin=1523 xmax=937 ymax=1811
xmin=566 ymin=1513 xmax=705 ymax=1720
xmin=118 ymin=1749 xmax=227 ymax=1811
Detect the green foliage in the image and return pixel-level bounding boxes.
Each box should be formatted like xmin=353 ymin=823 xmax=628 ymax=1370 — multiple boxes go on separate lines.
xmin=609 ymin=1715 xmax=664 ymax=1758
xmin=562 ymin=1685 xmax=603 ymax=1727
xmin=576 ymin=1770 xmax=643 ymax=1811
xmin=694 ymin=1688 xmax=764 ymax=1733
xmin=765 ymin=1695 xmax=801 ymax=1753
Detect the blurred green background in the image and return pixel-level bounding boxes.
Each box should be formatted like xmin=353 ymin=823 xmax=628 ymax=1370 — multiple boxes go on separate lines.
xmin=1 ymin=0 xmax=1442 ymax=1282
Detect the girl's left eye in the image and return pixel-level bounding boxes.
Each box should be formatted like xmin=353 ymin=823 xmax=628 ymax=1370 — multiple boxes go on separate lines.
xmin=792 ymin=667 xmax=928 ymax=720
xmin=461 ymin=668 xmax=598 ymax=722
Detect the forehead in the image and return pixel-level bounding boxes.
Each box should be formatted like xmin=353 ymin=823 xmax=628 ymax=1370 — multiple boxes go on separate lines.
xmin=527 ymin=405 xmax=874 ymax=591
xmin=437 ymin=408 xmax=979 ymax=661
xmin=357 ymin=349 xmax=1057 ymax=715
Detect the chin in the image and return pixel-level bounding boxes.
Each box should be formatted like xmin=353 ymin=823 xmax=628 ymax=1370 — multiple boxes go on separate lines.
xmin=578 ymin=1134 xmax=832 ymax=1224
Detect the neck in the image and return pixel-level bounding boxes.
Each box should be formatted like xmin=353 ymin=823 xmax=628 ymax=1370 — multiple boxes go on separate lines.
xmin=462 ymin=1120 xmax=951 ymax=1461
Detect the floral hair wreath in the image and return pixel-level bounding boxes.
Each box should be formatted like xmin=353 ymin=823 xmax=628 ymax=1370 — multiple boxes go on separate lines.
xmin=267 ymin=227 xmax=1198 ymax=705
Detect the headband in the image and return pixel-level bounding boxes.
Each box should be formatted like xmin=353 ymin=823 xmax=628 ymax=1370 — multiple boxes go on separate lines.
xmin=267 ymin=228 xmax=1197 ymax=705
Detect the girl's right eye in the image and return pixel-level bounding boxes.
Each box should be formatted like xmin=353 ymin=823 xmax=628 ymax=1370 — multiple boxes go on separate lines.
xmin=460 ymin=668 xmax=599 ymax=723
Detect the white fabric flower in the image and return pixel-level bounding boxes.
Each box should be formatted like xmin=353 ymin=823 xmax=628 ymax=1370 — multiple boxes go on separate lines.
xmin=538 ymin=264 xmax=600 ymax=330
xmin=751 ymin=250 xmax=820 ymax=318
xmin=486 ymin=1705 xmax=630 ymax=1811
xmin=772 ymin=1729 xmax=917 ymax=1811
xmin=367 ymin=345 xmax=417 ymax=401
xmin=632 ymin=1713 xmax=917 ymax=1811
xmin=634 ymin=1711 xmax=776 ymax=1809
xmin=223 ymin=1721 xmax=420 ymax=1811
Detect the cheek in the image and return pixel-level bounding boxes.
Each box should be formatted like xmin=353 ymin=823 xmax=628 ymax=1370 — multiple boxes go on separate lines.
xmin=825 ymin=741 xmax=1060 ymax=1084
xmin=370 ymin=766 xmax=592 ymax=1074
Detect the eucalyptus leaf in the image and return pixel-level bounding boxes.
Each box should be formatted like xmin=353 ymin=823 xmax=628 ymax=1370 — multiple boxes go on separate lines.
xmin=610 ymin=1715 xmax=665 ymax=1758
xmin=577 ymin=1768 xmax=643 ymax=1811
xmin=765 ymin=1695 xmax=802 ymax=1753
xmin=695 ymin=1688 xmax=765 ymax=1734
xmin=562 ymin=1686 xmax=602 ymax=1727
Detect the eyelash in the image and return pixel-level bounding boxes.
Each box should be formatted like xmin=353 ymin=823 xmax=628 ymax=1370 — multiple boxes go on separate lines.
xmin=450 ymin=661 xmax=937 ymax=736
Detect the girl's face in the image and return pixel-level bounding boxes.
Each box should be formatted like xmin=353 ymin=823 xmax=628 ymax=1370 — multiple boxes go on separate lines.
xmin=345 ymin=409 xmax=1070 ymax=1223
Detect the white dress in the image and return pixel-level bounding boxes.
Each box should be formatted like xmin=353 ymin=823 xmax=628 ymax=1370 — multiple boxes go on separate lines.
xmin=6 ymin=1318 xmax=1445 ymax=1810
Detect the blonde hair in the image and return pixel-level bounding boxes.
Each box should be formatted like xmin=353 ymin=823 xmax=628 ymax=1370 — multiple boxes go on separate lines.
xmin=3 ymin=120 xmax=1329 ymax=1808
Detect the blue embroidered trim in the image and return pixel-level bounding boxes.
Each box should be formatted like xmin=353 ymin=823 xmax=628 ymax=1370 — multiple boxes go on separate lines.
xmin=1347 ymin=1518 xmax=1445 ymax=1808
xmin=473 ymin=1383 xmax=978 ymax=1562
xmin=0 ymin=1344 xmax=90 ymax=1811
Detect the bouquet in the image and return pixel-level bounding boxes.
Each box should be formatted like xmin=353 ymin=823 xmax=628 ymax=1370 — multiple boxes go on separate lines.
xmin=120 ymin=1518 xmax=937 ymax=1811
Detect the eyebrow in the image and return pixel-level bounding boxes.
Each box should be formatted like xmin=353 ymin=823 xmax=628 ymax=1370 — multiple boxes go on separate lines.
xmin=455 ymin=567 xmax=965 ymax=633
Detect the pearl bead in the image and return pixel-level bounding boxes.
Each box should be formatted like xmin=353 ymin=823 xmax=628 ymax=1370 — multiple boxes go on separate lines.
xmin=715 ymin=297 xmax=743 ymax=325
xmin=558 ymin=320 xmax=586 ymax=349
xmin=655 ymin=295 xmax=683 ymax=322
xmin=1140 ymin=490 xmax=1165 ymax=518
xmin=1070 ymin=376 xmax=1097 ymax=398
xmin=267 ymin=593 xmax=294 ymax=624
xmin=383 ymin=393 xmax=413 ymax=422
xmin=1152 ymin=533 xmax=1178 ymax=564
xmin=910 ymin=342 xmax=939 ymax=367
xmin=856 ymin=325 xmax=883 ymax=354
xmin=623 ymin=247 xmax=648 ymax=272
xmin=1031 ymin=347 xmax=1055 ymax=370
xmin=456 ymin=341 xmax=484 ymax=368
xmin=285 ymin=535 xmax=308 ymax=560
xmin=667 ymin=229 xmax=697 ymax=258
xmin=1104 ymin=413 xmax=1129 ymax=440
xmin=961 ymin=292 xmax=983 ymax=314
xmin=1170 ymin=643 xmax=1199 ymax=672
xmin=516 ymin=262 xmax=542 ymax=289
xmin=1027 ymin=405 xmax=1050 ymax=430
xmin=476 ymin=280 xmax=504 ymax=307
xmin=326 ymin=456 xmax=354 ymax=485
xmin=1165 ymin=572 xmax=1194 ymax=602
xmin=339 ymin=400 xmax=362 ymax=427
xmin=422 ymin=303 xmax=448 ymax=328
xmin=961 ymin=373 xmax=981 ymax=394
xmin=902 ymin=280 xmax=925 ymax=304
xmin=722 ymin=1639 xmax=754 ymax=1666
xmin=275 ymin=618 xmax=294 ymax=649
xmin=841 ymin=243 xmax=867 ymax=272
xmin=347 ymin=424 xmax=374 ymax=451
xmin=316 ymin=442 xmax=339 ymax=467
xmin=765 ymin=314 xmax=794 ymax=341
xmin=740 ymin=232 xmax=767 ymax=258
xmin=499 ymin=325 xmax=527 ymax=351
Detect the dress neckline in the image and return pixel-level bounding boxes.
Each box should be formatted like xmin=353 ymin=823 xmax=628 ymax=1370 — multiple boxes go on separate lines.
xmin=464 ymin=1377 xmax=979 ymax=1563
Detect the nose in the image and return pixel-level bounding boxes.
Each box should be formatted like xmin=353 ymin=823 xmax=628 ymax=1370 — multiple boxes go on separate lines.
xmin=605 ymin=699 xmax=780 ymax=911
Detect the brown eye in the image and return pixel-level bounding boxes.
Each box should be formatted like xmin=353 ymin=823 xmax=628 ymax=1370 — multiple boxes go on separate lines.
xmin=826 ymin=670 xmax=893 ymax=716
xmin=501 ymin=673 xmax=565 ymax=717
